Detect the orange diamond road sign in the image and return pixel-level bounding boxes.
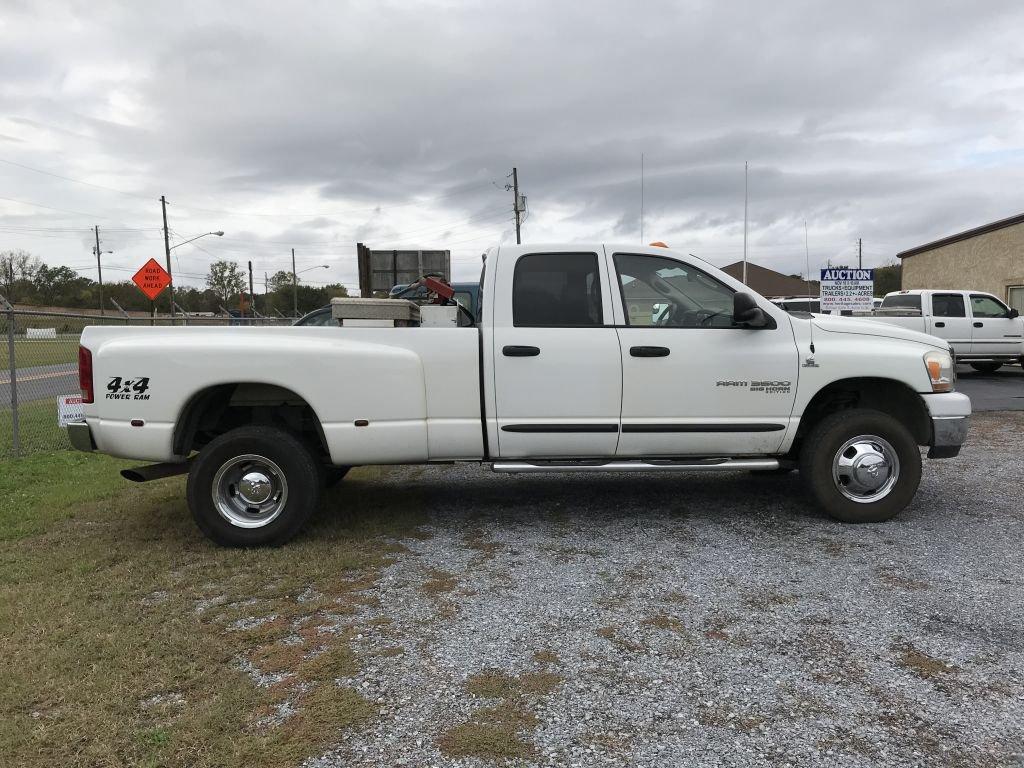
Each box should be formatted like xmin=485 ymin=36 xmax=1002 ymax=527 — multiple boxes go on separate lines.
xmin=132 ymin=258 xmax=172 ymax=301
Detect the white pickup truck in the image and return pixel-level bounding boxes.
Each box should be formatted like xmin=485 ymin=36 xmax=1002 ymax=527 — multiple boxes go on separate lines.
xmin=68 ymin=244 xmax=971 ymax=546
xmin=866 ymin=290 xmax=1023 ymax=372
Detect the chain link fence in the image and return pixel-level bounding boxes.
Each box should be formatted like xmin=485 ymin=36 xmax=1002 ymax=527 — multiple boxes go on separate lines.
xmin=1 ymin=302 xmax=291 ymax=459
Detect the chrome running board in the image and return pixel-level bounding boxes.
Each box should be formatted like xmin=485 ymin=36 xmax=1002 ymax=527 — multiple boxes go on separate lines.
xmin=491 ymin=458 xmax=780 ymax=474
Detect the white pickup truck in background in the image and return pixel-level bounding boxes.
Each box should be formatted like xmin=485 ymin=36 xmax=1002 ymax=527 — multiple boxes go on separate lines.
xmin=866 ymin=290 xmax=1024 ymax=372
xmin=68 ymin=244 xmax=971 ymax=546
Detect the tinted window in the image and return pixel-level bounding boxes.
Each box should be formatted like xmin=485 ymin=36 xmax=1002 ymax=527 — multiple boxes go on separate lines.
xmin=880 ymin=294 xmax=922 ymax=310
xmin=970 ymin=294 xmax=1008 ymax=318
xmin=931 ymin=294 xmax=965 ymax=318
xmin=614 ymin=253 xmax=735 ymax=327
xmin=512 ymin=253 xmax=603 ymax=327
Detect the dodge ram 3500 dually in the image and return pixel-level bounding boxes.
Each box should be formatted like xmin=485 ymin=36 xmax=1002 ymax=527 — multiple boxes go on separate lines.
xmin=68 ymin=244 xmax=971 ymax=546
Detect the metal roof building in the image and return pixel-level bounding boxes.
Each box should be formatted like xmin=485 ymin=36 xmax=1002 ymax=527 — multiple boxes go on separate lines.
xmin=898 ymin=212 xmax=1024 ymax=313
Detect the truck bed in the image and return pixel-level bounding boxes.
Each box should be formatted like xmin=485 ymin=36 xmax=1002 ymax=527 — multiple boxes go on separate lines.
xmin=80 ymin=325 xmax=484 ymax=464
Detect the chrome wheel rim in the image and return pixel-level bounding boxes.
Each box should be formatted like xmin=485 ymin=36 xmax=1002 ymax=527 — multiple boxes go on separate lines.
xmin=212 ymin=454 xmax=288 ymax=528
xmin=831 ymin=434 xmax=900 ymax=503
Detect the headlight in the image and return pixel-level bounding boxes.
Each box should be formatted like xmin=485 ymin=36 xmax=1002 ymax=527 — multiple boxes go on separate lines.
xmin=924 ymin=350 xmax=955 ymax=392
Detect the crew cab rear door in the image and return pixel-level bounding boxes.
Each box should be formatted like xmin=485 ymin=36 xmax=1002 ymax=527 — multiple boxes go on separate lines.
xmin=926 ymin=292 xmax=973 ymax=357
xmin=490 ymin=247 xmax=622 ymax=458
xmin=608 ymin=250 xmax=798 ymax=456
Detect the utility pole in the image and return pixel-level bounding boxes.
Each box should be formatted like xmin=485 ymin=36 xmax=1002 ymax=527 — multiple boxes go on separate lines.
xmin=291 ymin=248 xmax=298 ymax=317
xmin=93 ymin=225 xmax=104 ymax=316
xmin=248 ymin=260 xmax=256 ymax=317
xmin=858 ymin=238 xmax=863 ymax=269
xmin=160 ymin=195 xmax=174 ymax=320
xmin=507 ymin=167 xmax=522 ymax=245
xmin=742 ymin=161 xmax=748 ymax=285
xmin=640 ymin=153 xmax=644 ymax=244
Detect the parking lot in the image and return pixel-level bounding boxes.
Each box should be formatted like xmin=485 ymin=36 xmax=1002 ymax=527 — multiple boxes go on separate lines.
xmin=1 ymin=329 xmax=1021 ymax=767
xmin=308 ymin=412 xmax=1024 ymax=767
xmin=6 ymin=411 xmax=1020 ymax=768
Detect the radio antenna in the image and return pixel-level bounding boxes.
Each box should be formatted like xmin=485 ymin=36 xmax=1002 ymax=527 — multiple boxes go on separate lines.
xmin=805 ymin=220 xmax=815 ymax=355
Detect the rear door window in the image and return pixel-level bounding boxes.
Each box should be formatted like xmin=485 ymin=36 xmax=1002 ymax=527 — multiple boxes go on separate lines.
xmin=932 ymin=294 xmax=966 ymax=317
xmin=512 ymin=253 xmax=603 ymax=327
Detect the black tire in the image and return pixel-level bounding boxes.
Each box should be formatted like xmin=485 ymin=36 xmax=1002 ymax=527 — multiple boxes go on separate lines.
xmin=799 ymin=409 xmax=921 ymax=523
xmin=969 ymin=362 xmax=1002 ymax=373
xmin=321 ymin=465 xmax=351 ymax=488
xmin=186 ymin=425 xmax=321 ymax=546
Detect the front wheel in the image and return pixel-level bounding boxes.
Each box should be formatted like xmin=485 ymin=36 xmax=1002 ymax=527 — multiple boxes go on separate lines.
xmin=969 ymin=362 xmax=1002 ymax=373
xmin=186 ymin=425 xmax=322 ymax=546
xmin=799 ymin=409 xmax=921 ymax=523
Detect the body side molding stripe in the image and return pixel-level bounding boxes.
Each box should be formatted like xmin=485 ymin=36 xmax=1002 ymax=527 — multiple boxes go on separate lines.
xmin=622 ymin=423 xmax=786 ymax=433
xmin=501 ymin=424 xmax=618 ymax=433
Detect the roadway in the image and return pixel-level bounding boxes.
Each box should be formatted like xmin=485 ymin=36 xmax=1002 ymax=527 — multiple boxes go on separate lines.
xmin=0 ymin=363 xmax=78 ymax=406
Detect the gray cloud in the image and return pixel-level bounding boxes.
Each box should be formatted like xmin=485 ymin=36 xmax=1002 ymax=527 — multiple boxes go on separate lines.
xmin=1 ymin=0 xmax=1023 ymax=287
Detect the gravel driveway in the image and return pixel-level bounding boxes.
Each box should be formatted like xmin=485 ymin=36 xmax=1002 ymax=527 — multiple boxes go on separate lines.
xmin=307 ymin=412 xmax=1024 ymax=768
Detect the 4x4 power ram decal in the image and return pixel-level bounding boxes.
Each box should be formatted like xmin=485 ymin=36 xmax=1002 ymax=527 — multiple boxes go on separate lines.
xmin=105 ymin=376 xmax=151 ymax=400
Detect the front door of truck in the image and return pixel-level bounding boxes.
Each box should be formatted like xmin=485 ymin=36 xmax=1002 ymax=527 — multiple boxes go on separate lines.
xmin=968 ymin=293 xmax=1021 ymax=357
xmin=609 ymin=250 xmax=799 ymax=456
xmin=491 ymin=249 xmax=622 ymax=458
xmin=926 ymin=292 xmax=973 ymax=358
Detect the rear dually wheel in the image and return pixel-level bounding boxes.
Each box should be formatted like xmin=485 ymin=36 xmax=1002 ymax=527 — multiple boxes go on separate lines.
xmin=186 ymin=425 xmax=321 ymax=546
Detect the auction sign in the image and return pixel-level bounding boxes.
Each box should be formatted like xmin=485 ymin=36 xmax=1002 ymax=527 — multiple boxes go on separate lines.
xmin=819 ymin=268 xmax=875 ymax=312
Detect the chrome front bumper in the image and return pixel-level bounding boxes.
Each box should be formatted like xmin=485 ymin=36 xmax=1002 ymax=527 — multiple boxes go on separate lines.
xmin=928 ymin=416 xmax=969 ymax=458
xmin=921 ymin=392 xmax=971 ymax=459
xmin=66 ymin=420 xmax=95 ymax=452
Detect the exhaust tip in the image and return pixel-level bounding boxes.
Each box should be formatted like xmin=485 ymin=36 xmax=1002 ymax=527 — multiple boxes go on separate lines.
xmin=120 ymin=469 xmax=147 ymax=482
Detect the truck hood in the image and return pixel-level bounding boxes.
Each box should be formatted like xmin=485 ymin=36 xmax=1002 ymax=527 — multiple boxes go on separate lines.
xmin=809 ymin=314 xmax=948 ymax=349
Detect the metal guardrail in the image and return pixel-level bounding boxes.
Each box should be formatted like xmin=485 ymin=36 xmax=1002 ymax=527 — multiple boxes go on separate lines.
xmin=1 ymin=299 xmax=291 ymax=459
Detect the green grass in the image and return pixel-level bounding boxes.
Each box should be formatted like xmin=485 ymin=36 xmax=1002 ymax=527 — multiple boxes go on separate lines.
xmin=0 ymin=454 xmax=425 ymax=767
xmin=0 ymin=400 xmax=71 ymax=459
xmin=0 ymin=339 xmax=80 ymax=371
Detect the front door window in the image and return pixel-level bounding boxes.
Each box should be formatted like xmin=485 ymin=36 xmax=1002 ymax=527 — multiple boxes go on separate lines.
xmin=614 ymin=253 xmax=735 ymax=328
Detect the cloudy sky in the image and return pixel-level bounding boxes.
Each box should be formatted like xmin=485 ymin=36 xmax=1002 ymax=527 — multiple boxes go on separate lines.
xmin=2 ymin=0 xmax=1023 ymax=295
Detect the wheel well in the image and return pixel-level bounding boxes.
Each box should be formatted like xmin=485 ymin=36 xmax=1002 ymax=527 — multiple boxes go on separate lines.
xmin=173 ymin=383 xmax=329 ymax=459
xmin=794 ymin=378 xmax=931 ymax=452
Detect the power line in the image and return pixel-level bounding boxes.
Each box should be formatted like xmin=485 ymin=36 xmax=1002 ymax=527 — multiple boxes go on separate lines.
xmin=0 ymin=157 xmax=155 ymax=200
xmin=0 ymin=155 xmax=502 ymax=218
xmin=0 ymin=194 xmax=124 ymax=219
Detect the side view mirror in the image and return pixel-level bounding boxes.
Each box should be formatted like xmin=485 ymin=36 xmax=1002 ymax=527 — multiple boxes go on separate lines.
xmin=1009 ymin=307 xmax=1020 ymax=319
xmin=733 ymin=292 xmax=770 ymax=328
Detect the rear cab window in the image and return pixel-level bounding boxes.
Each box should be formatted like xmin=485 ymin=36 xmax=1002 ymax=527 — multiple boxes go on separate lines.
xmin=880 ymin=294 xmax=922 ymax=311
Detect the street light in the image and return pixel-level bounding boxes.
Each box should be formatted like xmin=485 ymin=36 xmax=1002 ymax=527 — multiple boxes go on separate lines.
xmin=169 ymin=231 xmax=225 ymax=250
xmin=166 ymin=231 xmax=224 ymax=321
xmin=290 ymin=252 xmax=329 ymax=317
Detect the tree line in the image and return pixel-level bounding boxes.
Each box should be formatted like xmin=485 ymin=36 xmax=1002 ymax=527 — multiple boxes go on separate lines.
xmin=1 ymin=250 xmax=348 ymax=316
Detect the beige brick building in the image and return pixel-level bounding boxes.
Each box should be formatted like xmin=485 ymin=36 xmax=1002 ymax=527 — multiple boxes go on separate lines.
xmin=898 ymin=212 xmax=1024 ymax=313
